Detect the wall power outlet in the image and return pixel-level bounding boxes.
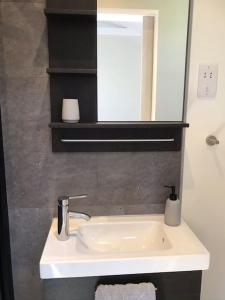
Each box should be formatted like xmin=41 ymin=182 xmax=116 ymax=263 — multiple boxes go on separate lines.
xmin=197 ymin=64 xmax=218 ymax=99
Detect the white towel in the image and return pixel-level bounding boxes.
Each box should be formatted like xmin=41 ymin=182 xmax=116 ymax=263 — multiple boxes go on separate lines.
xmin=95 ymin=283 xmax=156 ymax=300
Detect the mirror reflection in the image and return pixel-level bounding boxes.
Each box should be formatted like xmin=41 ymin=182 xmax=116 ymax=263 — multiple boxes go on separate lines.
xmin=97 ymin=0 xmax=189 ymax=121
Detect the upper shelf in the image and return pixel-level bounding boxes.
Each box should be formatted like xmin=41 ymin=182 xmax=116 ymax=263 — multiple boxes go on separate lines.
xmin=49 ymin=122 xmax=190 ymax=129
xmin=44 ymin=8 xmax=96 ymax=16
xmin=47 ymin=68 xmax=97 ymax=75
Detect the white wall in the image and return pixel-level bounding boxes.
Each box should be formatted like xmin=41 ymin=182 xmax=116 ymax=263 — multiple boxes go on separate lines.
xmin=181 ymin=1 xmax=225 ymax=299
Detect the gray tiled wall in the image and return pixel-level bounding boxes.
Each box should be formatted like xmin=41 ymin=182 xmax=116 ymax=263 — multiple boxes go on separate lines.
xmin=0 ymin=2 xmax=182 ymax=300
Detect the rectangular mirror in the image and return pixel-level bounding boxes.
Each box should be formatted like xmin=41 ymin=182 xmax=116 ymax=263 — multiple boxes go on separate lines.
xmin=97 ymin=0 xmax=190 ymax=122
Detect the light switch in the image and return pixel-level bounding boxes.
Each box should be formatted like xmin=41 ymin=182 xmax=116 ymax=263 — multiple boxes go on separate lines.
xmin=197 ymin=64 xmax=218 ymax=98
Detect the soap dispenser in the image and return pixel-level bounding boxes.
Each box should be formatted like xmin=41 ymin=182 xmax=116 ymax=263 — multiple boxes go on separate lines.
xmin=164 ymin=185 xmax=181 ymax=226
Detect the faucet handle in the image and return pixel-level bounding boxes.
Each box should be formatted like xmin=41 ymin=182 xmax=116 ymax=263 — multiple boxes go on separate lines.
xmin=68 ymin=195 xmax=87 ymax=200
xmin=58 ymin=194 xmax=87 ymax=206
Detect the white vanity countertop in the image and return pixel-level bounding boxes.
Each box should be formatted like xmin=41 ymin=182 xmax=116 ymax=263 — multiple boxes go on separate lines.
xmin=40 ymin=215 xmax=210 ymax=279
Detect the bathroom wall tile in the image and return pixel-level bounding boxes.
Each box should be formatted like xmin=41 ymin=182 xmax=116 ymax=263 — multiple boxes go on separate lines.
xmin=12 ymin=263 xmax=44 ymax=300
xmin=2 ymin=76 xmax=49 ymax=126
xmin=95 ymin=183 xmax=140 ymax=206
xmin=40 ymin=176 xmax=98 ymax=212
xmin=1 ymin=2 xmax=48 ymax=77
xmin=122 ymin=203 xmax=165 ymax=215
xmin=70 ymin=203 xmax=165 ymax=216
xmin=1 ymin=76 xmax=51 ymax=208
xmin=4 ymin=150 xmax=181 ymax=211
xmin=132 ymin=152 xmax=181 ymax=188
xmin=48 ymin=153 xmax=98 ymax=192
xmin=132 ymin=152 xmax=181 ymax=203
xmin=0 ymin=11 xmax=6 ymax=100
xmin=38 ymin=152 xmax=99 ymax=210
xmin=72 ymin=204 xmax=125 ymax=217
xmin=0 ymin=23 xmax=5 ymax=79
xmin=94 ymin=152 xmax=181 ymax=208
xmin=8 ymin=208 xmax=54 ymax=266
xmin=4 ymin=148 xmax=53 ymax=209
xmin=96 ymin=152 xmax=136 ymax=188
xmin=2 ymin=78 xmax=50 ymax=159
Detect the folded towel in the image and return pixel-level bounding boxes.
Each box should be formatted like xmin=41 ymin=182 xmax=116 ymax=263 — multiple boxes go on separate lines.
xmin=95 ymin=283 xmax=156 ymax=300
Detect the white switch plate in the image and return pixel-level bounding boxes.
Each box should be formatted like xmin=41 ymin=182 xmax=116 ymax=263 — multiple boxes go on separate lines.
xmin=197 ymin=64 xmax=218 ymax=98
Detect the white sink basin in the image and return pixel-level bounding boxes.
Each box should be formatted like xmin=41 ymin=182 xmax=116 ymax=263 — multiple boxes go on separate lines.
xmin=76 ymin=220 xmax=171 ymax=254
xmin=40 ymin=215 xmax=210 ymax=279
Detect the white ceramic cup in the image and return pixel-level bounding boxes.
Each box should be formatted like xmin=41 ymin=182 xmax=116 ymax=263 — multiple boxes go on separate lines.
xmin=62 ymin=99 xmax=80 ymax=123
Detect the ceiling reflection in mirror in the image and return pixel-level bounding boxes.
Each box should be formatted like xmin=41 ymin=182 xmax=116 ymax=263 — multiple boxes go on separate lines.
xmin=97 ymin=0 xmax=190 ymax=121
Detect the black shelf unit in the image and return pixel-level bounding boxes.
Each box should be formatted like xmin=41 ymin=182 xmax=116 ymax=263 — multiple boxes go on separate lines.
xmin=45 ymin=0 xmax=97 ymax=130
xmin=46 ymin=0 xmax=96 ymax=11
xmin=49 ymin=122 xmax=188 ymax=152
xmin=47 ymin=68 xmax=97 ymax=75
xmin=45 ymin=0 xmax=189 ymax=152
xmin=44 ymin=8 xmax=96 ymax=16
xmin=49 ymin=122 xmax=189 ymax=129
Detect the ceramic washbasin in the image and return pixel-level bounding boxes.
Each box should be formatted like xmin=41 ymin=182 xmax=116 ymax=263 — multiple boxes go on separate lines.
xmin=40 ymin=215 xmax=210 ymax=279
xmin=76 ymin=219 xmax=171 ymax=254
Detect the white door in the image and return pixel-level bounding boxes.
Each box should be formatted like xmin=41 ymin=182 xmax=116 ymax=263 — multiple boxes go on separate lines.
xmin=181 ymin=0 xmax=225 ymax=299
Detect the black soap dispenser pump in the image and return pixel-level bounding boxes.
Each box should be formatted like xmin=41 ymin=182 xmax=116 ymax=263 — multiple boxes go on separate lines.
xmin=164 ymin=185 xmax=181 ymax=226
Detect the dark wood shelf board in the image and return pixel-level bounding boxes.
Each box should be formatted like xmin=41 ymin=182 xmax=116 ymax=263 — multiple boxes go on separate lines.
xmin=44 ymin=8 xmax=96 ymax=16
xmin=49 ymin=122 xmax=189 ymax=129
xmin=51 ymin=125 xmax=184 ymax=152
xmin=46 ymin=0 xmax=97 ymax=11
xmin=47 ymin=68 xmax=97 ymax=75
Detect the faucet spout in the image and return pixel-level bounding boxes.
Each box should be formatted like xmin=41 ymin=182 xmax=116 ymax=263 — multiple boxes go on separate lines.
xmin=57 ymin=195 xmax=90 ymax=241
xmin=69 ymin=211 xmax=91 ymax=221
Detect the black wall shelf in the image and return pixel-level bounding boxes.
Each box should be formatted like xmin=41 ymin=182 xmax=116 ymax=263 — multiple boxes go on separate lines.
xmin=46 ymin=0 xmax=96 ymax=11
xmin=49 ymin=122 xmax=189 ymax=129
xmin=45 ymin=0 xmax=97 ymax=130
xmin=45 ymin=0 xmax=189 ymax=152
xmin=50 ymin=126 xmax=186 ymax=152
xmin=45 ymin=8 xmax=96 ymax=16
xmin=47 ymin=68 xmax=97 ymax=75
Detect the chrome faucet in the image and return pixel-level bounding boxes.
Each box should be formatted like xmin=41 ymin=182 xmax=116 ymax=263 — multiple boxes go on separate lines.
xmin=57 ymin=195 xmax=90 ymax=241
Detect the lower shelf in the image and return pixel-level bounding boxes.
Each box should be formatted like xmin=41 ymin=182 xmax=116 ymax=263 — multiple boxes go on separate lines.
xmin=50 ymin=124 xmax=187 ymax=152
